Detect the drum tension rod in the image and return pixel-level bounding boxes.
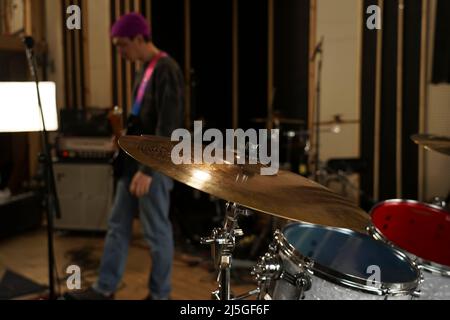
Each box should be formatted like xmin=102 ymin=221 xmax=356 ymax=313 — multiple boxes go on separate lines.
xmin=279 ymin=271 xmax=312 ymax=299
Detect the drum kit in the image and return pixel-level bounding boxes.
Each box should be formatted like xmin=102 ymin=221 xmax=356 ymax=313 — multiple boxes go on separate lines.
xmin=118 ymin=133 xmax=450 ymax=300
xmin=411 ymin=134 xmax=450 ymax=156
xmin=252 ymin=113 xmax=360 ymax=175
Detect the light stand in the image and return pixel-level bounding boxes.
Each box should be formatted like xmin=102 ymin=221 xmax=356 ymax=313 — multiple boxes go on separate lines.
xmin=23 ymin=36 xmax=60 ymax=300
xmin=311 ymin=37 xmax=324 ymax=182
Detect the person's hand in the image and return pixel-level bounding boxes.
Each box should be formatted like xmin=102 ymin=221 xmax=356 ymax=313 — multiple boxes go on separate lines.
xmin=129 ymin=171 xmax=152 ymax=197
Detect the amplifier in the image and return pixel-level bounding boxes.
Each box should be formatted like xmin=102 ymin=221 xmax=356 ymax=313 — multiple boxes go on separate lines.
xmin=56 ymin=136 xmax=115 ymax=162
xmin=53 ymin=163 xmax=113 ymax=231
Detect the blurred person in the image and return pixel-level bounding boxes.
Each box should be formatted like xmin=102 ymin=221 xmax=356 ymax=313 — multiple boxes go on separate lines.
xmin=67 ymin=13 xmax=184 ymax=300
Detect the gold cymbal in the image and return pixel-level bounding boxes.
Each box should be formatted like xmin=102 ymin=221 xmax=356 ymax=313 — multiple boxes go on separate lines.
xmin=316 ymin=119 xmax=360 ymax=126
xmin=119 ymin=135 xmax=369 ymax=233
xmin=411 ymin=134 xmax=450 ymax=156
xmin=315 ymin=114 xmax=360 ymax=126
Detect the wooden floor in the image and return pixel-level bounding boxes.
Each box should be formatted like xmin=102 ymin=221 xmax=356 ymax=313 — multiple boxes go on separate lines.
xmin=0 ymin=221 xmax=257 ymax=300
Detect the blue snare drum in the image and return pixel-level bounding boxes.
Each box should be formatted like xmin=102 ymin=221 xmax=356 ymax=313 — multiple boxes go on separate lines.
xmin=255 ymin=223 xmax=421 ymax=300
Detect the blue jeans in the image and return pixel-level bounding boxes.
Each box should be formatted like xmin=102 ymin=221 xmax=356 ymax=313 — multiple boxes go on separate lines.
xmin=93 ymin=171 xmax=174 ymax=299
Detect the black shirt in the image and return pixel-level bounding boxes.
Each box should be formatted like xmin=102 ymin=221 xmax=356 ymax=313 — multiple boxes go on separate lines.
xmin=121 ymin=55 xmax=185 ymax=177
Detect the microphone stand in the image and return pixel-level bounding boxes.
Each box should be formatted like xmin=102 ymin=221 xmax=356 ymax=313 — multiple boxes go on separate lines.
xmin=311 ymin=37 xmax=324 ymax=182
xmin=23 ymin=36 xmax=60 ymax=300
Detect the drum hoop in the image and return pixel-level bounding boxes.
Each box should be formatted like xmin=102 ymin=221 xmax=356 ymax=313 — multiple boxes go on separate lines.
xmin=370 ymin=199 xmax=449 ymax=216
xmin=369 ymin=199 xmax=450 ymax=277
xmin=279 ymin=222 xmax=421 ymax=296
xmin=274 ymin=229 xmax=314 ymax=269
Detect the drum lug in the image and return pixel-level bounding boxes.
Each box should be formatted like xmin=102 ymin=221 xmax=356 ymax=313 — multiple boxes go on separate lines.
xmin=272 ymin=231 xmax=284 ymax=248
xmin=251 ymin=252 xmax=282 ymax=282
xmin=279 ymin=270 xmax=312 ymax=300
xmin=280 ymin=270 xmax=312 ymax=288
xmin=411 ymin=271 xmax=424 ymax=299
xmin=295 ymin=273 xmax=312 ymax=293
xmin=252 ymin=252 xmax=282 ymax=300
xmin=418 ymin=270 xmax=425 ymax=283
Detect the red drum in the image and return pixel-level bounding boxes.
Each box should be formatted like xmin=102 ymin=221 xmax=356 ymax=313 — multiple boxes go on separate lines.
xmin=369 ymin=200 xmax=450 ymax=299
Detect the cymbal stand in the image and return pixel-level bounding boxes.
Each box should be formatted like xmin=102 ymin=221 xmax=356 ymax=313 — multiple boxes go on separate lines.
xmin=201 ymin=202 xmax=252 ymax=300
xmin=251 ymin=243 xmax=281 ymax=300
xmin=311 ymin=37 xmax=324 ymax=182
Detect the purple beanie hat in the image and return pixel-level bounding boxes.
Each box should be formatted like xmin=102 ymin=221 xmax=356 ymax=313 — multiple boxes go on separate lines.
xmin=111 ymin=13 xmax=151 ymax=39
